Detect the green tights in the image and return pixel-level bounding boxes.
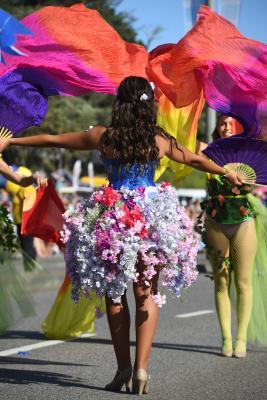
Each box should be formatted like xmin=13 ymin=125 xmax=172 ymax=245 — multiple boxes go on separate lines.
xmin=205 ymin=218 xmax=257 ymax=351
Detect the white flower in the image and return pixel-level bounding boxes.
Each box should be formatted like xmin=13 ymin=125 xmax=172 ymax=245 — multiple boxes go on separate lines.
xmin=140 ymin=93 xmax=149 ymax=101
xmin=150 ymin=81 xmax=155 ymax=91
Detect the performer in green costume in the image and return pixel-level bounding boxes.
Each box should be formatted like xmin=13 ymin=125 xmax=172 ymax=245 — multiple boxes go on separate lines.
xmin=197 ymin=115 xmax=267 ymax=357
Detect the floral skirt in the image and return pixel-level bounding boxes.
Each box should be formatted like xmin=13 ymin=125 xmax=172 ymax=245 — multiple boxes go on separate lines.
xmin=62 ymin=183 xmax=199 ymax=306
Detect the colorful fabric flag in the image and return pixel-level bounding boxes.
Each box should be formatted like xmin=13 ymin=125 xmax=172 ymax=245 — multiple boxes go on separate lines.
xmin=155 ymin=89 xmax=204 ymax=181
xmin=148 ymin=5 xmax=267 ymax=138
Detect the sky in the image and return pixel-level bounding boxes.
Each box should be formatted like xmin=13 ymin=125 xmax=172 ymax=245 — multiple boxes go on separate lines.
xmin=116 ymin=0 xmax=267 ymax=50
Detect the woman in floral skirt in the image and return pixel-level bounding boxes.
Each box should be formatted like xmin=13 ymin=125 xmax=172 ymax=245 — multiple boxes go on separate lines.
xmin=0 ymin=77 xmax=242 ymax=395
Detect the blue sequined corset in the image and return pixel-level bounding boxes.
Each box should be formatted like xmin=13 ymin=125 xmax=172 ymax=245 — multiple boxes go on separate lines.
xmin=102 ymin=158 xmax=157 ymax=190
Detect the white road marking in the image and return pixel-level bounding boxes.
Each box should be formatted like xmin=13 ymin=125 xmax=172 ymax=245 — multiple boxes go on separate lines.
xmin=175 ymin=310 xmax=215 ymax=318
xmin=0 ymin=332 xmax=96 ymax=357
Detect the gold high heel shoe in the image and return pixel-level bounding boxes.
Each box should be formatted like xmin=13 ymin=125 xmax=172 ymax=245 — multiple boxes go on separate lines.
xmin=105 ymin=366 xmax=132 ymax=392
xmin=132 ymin=369 xmax=149 ymax=395
xmin=233 ymin=339 xmax=247 ymax=358
xmin=221 ymin=338 xmax=233 ymax=358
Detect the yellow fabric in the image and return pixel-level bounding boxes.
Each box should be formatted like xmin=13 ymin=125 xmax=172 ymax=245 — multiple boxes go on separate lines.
xmin=154 ymin=91 xmax=205 ymax=182
xmin=5 ymin=166 xmax=35 ymax=224
xmin=42 ymin=274 xmax=106 ymax=339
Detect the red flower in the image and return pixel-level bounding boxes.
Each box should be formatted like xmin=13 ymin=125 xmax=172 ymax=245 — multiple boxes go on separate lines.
xmin=119 ymin=204 xmax=148 ymax=238
xmin=99 ymin=187 xmax=121 ymax=207
xmin=240 ymin=206 xmax=248 ymax=216
xmin=161 ymin=182 xmax=171 ymax=188
xmin=94 ymin=192 xmax=103 ymax=203
xmin=120 ymin=204 xmax=144 ymax=227
xmin=217 ymin=194 xmax=225 ymax=205
xmin=139 ymin=226 xmax=148 ymax=239
xmin=231 ymin=187 xmax=240 ymax=195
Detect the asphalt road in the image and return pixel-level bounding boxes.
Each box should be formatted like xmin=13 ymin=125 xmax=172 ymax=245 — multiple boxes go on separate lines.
xmin=0 ymin=255 xmax=266 ymax=400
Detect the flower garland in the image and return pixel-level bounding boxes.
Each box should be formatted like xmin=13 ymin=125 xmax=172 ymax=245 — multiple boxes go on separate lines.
xmin=62 ymin=184 xmax=199 ymax=306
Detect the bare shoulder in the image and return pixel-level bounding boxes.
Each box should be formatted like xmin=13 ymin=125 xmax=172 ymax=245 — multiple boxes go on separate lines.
xmin=85 ymin=125 xmax=107 ymax=136
xmin=84 ymin=125 xmax=107 ymax=149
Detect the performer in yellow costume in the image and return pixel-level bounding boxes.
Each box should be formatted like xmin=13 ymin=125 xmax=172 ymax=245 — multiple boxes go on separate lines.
xmin=5 ymin=166 xmax=37 ymax=271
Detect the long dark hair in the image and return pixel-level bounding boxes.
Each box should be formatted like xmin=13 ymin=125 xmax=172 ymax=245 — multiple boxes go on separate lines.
xmin=102 ymin=76 xmax=167 ymax=163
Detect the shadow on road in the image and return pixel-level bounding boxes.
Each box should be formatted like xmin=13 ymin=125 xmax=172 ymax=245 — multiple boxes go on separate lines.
xmin=75 ymin=337 xmax=267 ymax=355
xmin=2 ymin=331 xmax=266 ymax=358
xmin=74 ymin=337 xmax=220 ymax=355
xmin=0 ymin=330 xmax=45 ymax=340
xmin=0 ymin=368 xmax=130 ymax=394
xmin=0 ymin=368 xmax=103 ymax=390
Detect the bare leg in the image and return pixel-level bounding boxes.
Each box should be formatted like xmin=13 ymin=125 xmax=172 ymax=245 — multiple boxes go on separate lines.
xmin=231 ymin=219 xmax=257 ymax=353
xmin=105 ymin=293 xmax=131 ymax=370
xmin=133 ymin=264 xmax=159 ymax=371
xmin=205 ymin=219 xmax=232 ymax=353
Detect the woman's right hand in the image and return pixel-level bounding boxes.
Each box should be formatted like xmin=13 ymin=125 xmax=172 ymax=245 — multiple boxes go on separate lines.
xmin=225 ymin=171 xmax=243 ymax=186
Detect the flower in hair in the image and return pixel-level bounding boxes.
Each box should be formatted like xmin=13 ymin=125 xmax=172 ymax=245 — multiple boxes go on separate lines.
xmin=150 ymin=82 xmax=155 ymax=91
xmin=140 ymin=93 xmax=149 ymax=101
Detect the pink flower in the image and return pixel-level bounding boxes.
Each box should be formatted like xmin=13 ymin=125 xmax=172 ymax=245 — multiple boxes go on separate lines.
xmin=138 ymin=187 xmax=145 ymax=195
xmin=231 ymin=186 xmax=240 ymax=195
xmin=162 ymin=268 xmax=175 ymax=280
xmin=151 ymin=231 xmax=160 ymax=241
xmin=217 ymin=194 xmax=225 ymax=204
xmin=157 ymin=252 xmax=167 ymax=265
xmin=168 ymin=254 xmax=178 ymax=264
xmin=240 ymin=206 xmax=248 ymax=216
xmin=161 ymin=182 xmax=171 ymax=189
xmin=152 ymin=293 xmax=167 ymax=307
xmin=94 ymin=192 xmax=103 ymax=203
xmin=105 ymin=272 xmax=116 ymax=282
xmin=143 ymin=265 xmax=157 ymax=281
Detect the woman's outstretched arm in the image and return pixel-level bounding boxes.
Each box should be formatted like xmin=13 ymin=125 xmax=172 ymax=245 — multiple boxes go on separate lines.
xmin=0 ymin=126 xmax=107 ymax=152
xmin=158 ymin=135 xmax=242 ymax=185
xmin=0 ymin=159 xmax=46 ymax=187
